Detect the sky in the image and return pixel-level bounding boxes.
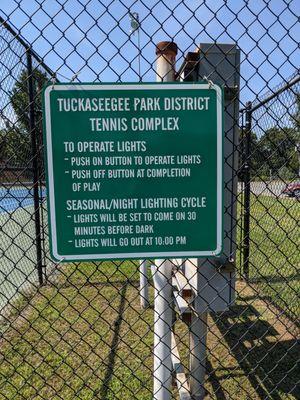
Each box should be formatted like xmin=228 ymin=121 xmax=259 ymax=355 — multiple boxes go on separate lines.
xmin=0 ymin=0 xmax=299 ymax=108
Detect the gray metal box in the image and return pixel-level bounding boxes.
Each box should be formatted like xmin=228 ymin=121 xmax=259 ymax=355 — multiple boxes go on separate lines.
xmin=181 ymin=43 xmax=240 ymax=312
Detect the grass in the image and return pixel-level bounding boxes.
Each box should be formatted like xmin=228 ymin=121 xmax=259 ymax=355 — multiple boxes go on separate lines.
xmin=0 ymin=194 xmax=299 ymax=399
xmin=246 ymin=195 xmax=300 ymax=320
xmin=0 ymin=262 xmax=299 ymax=400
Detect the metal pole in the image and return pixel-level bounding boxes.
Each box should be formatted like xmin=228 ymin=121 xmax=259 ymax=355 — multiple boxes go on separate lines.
xmin=250 ymin=74 xmax=300 ymax=113
xmin=239 ymin=116 xmax=245 ymax=270
xmin=27 ymin=50 xmax=44 ymax=285
xmin=153 ymin=41 xmax=178 ymax=400
xmin=137 ymin=26 xmax=141 ymax=81
xmin=135 ymin=17 xmax=147 ymax=306
xmin=190 ymin=312 xmax=208 ymax=400
xmin=156 ymin=41 xmax=177 ymax=82
xmin=188 ymin=313 xmax=208 ymax=399
xmin=152 ymin=263 xmax=173 ymax=400
xmin=296 ymin=142 xmax=300 ymax=178
xmin=139 ymin=259 xmax=149 ymax=308
xmin=0 ymin=16 xmax=56 ymax=79
xmin=243 ymin=101 xmax=252 ymax=280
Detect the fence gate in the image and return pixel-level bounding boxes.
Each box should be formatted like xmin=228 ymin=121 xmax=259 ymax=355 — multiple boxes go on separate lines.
xmin=0 ymin=1 xmax=299 ymax=400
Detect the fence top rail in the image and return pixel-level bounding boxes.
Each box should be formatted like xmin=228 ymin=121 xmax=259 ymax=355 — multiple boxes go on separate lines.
xmin=240 ymin=72 xmax=300 ymax=113
xmin=0 ymin=15 xmax=56 ymax=79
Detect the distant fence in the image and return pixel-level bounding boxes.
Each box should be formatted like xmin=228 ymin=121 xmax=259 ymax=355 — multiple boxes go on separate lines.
xmin=0 ymin=15 xmax=55 ymax=312
xmin=240 ymin=73 xmax=300 ymax=322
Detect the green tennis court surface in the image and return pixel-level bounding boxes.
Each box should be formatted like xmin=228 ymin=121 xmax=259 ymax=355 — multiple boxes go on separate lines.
xmin=0 ymin=206 xmax=43 ymax=313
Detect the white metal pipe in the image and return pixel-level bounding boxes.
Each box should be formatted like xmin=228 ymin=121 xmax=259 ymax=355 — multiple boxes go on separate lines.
xmin=152 ymin=41 xmax=178 ymax=400
xmin=151 ymin=263 xmax=173 ymax=400
xmin=189 ymin=311 xmax=208 ymax=400
xmin=156 ymin=41 xmax=177 ymax=83
xmin=139 ymin=259 xmax=149 ymax=308
xmin=171 ymin=332 xmax=191 ymax=400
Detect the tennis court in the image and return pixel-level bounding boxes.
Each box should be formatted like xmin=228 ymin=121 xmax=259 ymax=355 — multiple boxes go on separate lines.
xmin=0 ymin=184 xmax=46 ymax=214
xmin=0 ymin=184 xmax=46 ymax=315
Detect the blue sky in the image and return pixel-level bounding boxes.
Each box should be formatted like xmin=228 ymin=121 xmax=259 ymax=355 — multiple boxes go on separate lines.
xmin=0 ymin=0 xmax=299 ymax=106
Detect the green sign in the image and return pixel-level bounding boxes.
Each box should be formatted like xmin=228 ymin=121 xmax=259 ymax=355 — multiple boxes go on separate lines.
xmin=43 ymin=83 xmax=223 ymax=261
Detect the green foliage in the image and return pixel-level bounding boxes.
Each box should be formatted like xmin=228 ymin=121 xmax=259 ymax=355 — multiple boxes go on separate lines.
xmin=1 ymin=68 xmax=48 ymax=170
xmin=0 ymin=126 xmax=31 ymax=167
xmin=259 ymin=127 xmax=299 ymax=178
xmin=246 ymin=90 xmax=300 ymax=180
xmin=249 ymin=126 xmax=299 ymax=179
xmin=10 ymin=68 xmax=48 ymax=132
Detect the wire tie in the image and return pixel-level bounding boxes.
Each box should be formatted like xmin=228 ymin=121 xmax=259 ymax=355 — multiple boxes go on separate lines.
xmin=71 ymin=71 xmax=81 ymax=82
xmin=203 ymin=75 xmax=214 ymax=89
xmin=51 ymin=76 xmax=56 ymax=90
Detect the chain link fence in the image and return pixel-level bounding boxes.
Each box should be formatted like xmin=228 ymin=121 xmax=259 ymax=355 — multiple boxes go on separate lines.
xmin=240 ymin=73 xmax=300 ymax=324
xmin=0 ymin=1 xmax=299 ymax=399
xmin=0 ymin=16 xmax=54 ymax=315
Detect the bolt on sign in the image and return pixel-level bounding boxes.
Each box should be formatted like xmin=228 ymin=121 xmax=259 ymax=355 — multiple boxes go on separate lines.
xmin=43 ymin=83 xmax=223 ymax=261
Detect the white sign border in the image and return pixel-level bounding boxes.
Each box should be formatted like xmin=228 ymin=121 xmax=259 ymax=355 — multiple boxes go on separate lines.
xmin=44 ymin=83 xmax=223 ymax=261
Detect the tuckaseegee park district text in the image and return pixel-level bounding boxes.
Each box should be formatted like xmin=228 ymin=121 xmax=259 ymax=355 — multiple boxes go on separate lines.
xmin=57 ymin=95 xmax=210 ymax=113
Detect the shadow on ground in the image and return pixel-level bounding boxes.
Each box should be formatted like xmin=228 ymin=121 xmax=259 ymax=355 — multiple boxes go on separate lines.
xmin=211 ymin=302 xmax=300 ymax=400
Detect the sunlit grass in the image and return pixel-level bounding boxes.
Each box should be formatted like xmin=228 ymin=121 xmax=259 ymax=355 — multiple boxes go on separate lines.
xmin=248 ymin=195 xmax=299 ymax=320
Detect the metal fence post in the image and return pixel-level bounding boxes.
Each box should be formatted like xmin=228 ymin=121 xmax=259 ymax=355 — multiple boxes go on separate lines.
xmin=243 ymin=101 xmax=252 ymax=280
xmin=139 ymin=260 xmax=149 ymax=308
xmin=152 ymin=41 xmax=178 ymax=400
xmin=189 ymin=312 xmax=208 ymax=400
xmin=26 ymin=49 xmax=44 ymax=285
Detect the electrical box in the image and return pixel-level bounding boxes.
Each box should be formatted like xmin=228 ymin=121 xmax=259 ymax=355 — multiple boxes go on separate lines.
xmin=178 ymin=43 xmax=240 ymax=312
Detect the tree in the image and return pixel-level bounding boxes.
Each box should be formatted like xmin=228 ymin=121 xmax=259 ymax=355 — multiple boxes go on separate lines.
xmin=257 ymin=126 xmax=299 ymax=179
xmin=239 ymin=129 xmax=265 ymax=179
xmin=0 ymin=125 xmax=31 ymax=167
xmin=248 ymin=131 xmax=262 ymax=174
xmin=10 ymin=68 xmax=48 ymax=133
xmin=2 ymin=68 xmax=49 ymax=174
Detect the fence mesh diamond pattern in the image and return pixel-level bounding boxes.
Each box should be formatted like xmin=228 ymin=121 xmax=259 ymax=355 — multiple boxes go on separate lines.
xmin=0 ymin=1 xmax=299 ymax=399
